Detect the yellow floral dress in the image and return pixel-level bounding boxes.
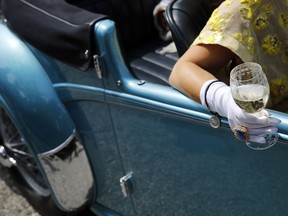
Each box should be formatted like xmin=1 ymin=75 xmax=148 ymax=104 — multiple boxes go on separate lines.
xmin=193 ymin=0 xmax=288 ymax=109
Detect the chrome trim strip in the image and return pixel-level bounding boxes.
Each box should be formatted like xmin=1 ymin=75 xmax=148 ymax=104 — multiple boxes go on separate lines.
xmin=38 ymin=130 xmax=76 ymax=157
xmin=38 ymin=131 xmax=94 ymax=211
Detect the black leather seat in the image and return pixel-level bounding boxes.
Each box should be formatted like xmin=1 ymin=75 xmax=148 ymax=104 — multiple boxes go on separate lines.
xmin=71 ymin=0 xmax=177 ymax=85
xmin=3 ymin=0 xmax=177 ymax=85
xmin=71 ymin=0 xmax=161 ymax=53
xmin=166 ymin=0 xmax=223 ymax=56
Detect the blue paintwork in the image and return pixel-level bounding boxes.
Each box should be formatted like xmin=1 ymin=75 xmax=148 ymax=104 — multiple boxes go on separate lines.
xmin=0 ymin=24 xmax=75 ymax=154
xmin=94 ymin=19 xmax=288 ymax=143
xmin=94 ymin=19 xmax=288 ymax=216
xmin=1 ymin=16 xmax=288 ymax=216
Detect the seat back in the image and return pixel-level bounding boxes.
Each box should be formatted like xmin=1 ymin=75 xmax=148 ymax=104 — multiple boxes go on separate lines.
xmin=2 ymin=0 xmax=162 ymax=69
xmin=70 ymin=0 xmax=161 ymax=52
xmin=166 ymin=0 xmax=223 ymax=56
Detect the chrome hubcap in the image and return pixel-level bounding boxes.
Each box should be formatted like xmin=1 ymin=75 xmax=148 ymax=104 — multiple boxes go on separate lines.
xmin=0 ymin=145 xmax=16 ymax=167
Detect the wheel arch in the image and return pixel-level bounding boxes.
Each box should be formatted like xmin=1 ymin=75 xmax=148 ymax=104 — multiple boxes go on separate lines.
xmin=0 ymin=24 xmax=94 ymax=212
xmin=0 ymin=24 xmax=75 ymax=153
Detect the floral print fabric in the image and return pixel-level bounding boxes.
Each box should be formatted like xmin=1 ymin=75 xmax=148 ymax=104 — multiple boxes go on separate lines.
xmin=193 ymin=0 xmax=288 ymax=108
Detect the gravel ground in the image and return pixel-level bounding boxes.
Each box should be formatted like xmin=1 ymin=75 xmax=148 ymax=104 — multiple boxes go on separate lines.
xmin=0 ymin=166 xmax=40 ymax=216
xmin=0 ymin=164 xmax=95 ymax=216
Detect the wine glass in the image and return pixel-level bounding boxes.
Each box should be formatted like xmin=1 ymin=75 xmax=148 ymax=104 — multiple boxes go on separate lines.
xmin=230 ymin=62 xmax=278 ymax=150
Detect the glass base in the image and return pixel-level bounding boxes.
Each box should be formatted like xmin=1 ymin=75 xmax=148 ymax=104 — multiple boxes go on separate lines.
xmin=246 ymin=133 xmax=279 ymax=150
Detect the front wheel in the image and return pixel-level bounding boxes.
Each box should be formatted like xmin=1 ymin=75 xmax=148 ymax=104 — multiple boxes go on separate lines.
xmin=0 ymin=107 xmax=75 ymax=216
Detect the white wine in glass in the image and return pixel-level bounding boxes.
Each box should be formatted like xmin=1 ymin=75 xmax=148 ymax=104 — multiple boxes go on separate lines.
xmin=230 ymin=62 xmax=278 ymax=150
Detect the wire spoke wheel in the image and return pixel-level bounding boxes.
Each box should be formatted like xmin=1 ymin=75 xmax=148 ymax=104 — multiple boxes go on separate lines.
xmin=0 ymin=108 xmax=49 ymax=196
xmin=0 ymin=108 xmax=71 ymax=216
xmin=0 ymin=107 xmax=90 ymax=215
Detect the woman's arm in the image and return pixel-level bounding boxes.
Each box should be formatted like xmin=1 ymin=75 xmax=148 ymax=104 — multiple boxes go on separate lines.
xmin=169 ymin=44 xmax=281 ymax=144
xmin=169 ymin=44 xmax=237 ymax=102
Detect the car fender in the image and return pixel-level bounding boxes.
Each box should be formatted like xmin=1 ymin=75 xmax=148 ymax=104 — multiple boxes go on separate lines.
xmin=0 ymin=24 xmax=74 ymax=153
xmin=0 ymin=24 xmax=94 ymax=211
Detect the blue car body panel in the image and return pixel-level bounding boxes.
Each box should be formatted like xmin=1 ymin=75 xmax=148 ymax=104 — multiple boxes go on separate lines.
xmin=0 ymin=24 xmax=75 ymax=154
xmin=93 ymin=20 xmax=288 ymax=215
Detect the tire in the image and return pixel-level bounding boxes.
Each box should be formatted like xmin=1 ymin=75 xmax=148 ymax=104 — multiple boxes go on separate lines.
xmin=0 ymin=107 xmax=76 ymax=216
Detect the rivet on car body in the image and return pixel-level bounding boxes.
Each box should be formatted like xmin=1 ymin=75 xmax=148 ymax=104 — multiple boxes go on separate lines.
xmin=138 ymin=80 xmax=146 ymax=85
xmin=210 ymin=115 xmax=221 ymax=128
xmin=117 ymin=80 xmax=122 ymax=86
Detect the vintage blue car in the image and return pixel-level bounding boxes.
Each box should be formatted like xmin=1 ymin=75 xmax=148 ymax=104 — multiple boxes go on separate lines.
xmin=0 ymin=0 xmax=288 ymax=216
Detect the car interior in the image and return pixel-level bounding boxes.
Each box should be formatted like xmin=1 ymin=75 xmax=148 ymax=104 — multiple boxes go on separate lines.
xmin=71 ymin=0 xmax=180 ymax=86
xmin=69 ymin=0 xmax=222 ymax=86
xmin=1 ymin=0 xmax=222 ymax=86
xmin=2 ymin=0 xmax=287 ymax=113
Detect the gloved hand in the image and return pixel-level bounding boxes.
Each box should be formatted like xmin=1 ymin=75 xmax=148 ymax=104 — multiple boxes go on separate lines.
xmin=200 ymin=80 xmax=281 ymax=143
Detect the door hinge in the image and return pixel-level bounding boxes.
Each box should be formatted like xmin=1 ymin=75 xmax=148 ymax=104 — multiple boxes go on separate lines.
xmin=93 ymin=55 xmax=102 ymax=79
xmin=120 ymin=171 xmax=133 ymax=198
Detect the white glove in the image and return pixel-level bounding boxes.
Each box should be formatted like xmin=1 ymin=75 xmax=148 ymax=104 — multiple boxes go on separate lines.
xmin=200 ymin=80 xmax=281 ymax=143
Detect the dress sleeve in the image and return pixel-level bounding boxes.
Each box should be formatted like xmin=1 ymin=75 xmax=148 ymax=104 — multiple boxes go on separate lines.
xmin=192 ymin=0 xmax=254 ymax=62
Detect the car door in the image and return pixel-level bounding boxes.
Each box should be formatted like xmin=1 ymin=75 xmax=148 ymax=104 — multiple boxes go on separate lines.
xmin=107 ymin=80 xmax=288 ymax=216
xmin=93 ymin=17 xmax=288 ymax=215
